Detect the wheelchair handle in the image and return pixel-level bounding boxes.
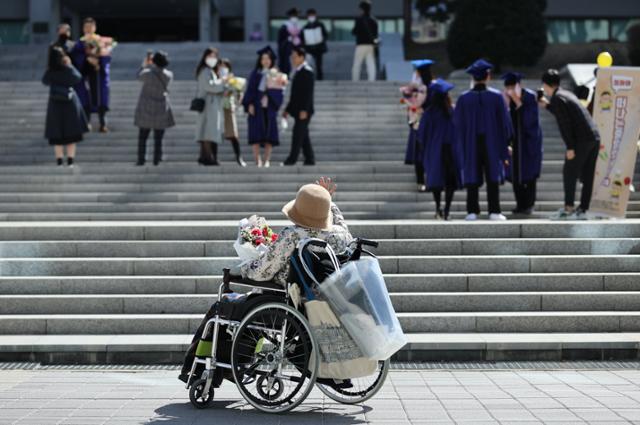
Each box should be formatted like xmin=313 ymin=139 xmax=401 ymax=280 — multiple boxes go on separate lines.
xmin=358 ymin=238 xmax=379 ymax=248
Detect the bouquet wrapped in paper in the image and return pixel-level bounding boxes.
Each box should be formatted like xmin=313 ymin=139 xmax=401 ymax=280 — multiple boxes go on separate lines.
xmin=233 ymin=215 xmax=279 ymax=262
xmin=399 ymin=83 xmax=427 ymax=130
xmin=81 ymin=34 xmax=117 ymax=57
xmin=266 ymin=69 xmax=288 ymax=90
xmin=227 ymin=75 xmax=246 ymax=92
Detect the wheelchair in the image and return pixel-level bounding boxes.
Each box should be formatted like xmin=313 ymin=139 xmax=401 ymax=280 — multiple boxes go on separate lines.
xmin=184 ymin=237 xmax=390 ymax=413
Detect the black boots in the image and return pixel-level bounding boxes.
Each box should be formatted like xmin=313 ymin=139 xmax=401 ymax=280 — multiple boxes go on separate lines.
xmin=229 ymin=139 xmax=246 ymax=167
xmin=198 ymin=141 xmax=219 ymax=166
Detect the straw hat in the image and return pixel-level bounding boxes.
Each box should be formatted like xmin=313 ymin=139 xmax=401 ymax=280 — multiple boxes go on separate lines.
xmin=282 ymin=184 xmax=333 ymax=231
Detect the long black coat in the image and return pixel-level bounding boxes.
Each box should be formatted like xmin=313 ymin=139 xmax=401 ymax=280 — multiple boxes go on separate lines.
xmin=42 ymin=65 xmax=89 ymax=145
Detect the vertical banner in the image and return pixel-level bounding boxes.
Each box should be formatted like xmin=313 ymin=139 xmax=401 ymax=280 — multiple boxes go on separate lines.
xmin=590 ymin=67 xmax=640 ymax=218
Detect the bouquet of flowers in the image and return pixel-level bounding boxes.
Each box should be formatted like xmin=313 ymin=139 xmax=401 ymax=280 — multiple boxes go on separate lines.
xmin=81 ymin=34 xmax=117 ymax=57
xmin=233 ymin=215 xmax=279 ymax=262
xmin=227 ymin=75 xmax=246 ymax=92
xmin=266 ymin=69 xmax=288 ymax=90
xmin=399 ymin=83 xmax=427 ymax=130
xmin=223 ymin=75 xmax=246 ymax=110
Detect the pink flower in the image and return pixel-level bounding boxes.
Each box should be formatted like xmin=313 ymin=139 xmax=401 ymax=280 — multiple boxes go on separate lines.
xmin=255 ymin=237 xmax=265 ymax=245
xmin=251 ymin=228 xmax=261 ymax=236
xmin=271 ymin=234 xmax=278 ymax=242
xmin=262 ymin=227 xmax=270 ymax=237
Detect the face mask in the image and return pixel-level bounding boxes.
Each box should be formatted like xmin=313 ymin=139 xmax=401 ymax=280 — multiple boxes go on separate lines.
xmin=290 ymin=17 xmax=299 ymax=24
xmin=58 ymin=34 xmax=69 ymax=43
xmin=308 ymin=16 xmax=317 ymax=23
xmin=219 ymin=67 xmax=229 ymax=77
xmin=205 ymin=57 xmax=218 ymax=68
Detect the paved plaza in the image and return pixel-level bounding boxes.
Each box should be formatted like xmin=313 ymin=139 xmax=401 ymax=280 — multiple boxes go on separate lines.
xmin=2 ymin=367 xmax=640 ymax=424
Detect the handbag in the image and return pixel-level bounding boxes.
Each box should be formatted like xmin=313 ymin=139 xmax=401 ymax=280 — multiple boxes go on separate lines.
xmin=190 ymin=73 xmax=205 ymax=112
xmin=50 ymin=85 xmax=73 ymax=103
xmin=190 ymin=97 xmax=205 ymax=112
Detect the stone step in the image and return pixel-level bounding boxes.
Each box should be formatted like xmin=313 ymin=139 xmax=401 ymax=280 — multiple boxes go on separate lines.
xmin=0 ymin=238 xmax=636 ymax=258
xmin=1 ymin=332 xmax=638 ymax=363
xmin=0 ymin=220 xmax=637 ymax=241
xmin=0 ymin=200 xmax=635 ymax=215
xmin=0 ymin=273 xmax=635 ymax=295
xmin=3 ymin=291 xmax=640 ymax=315
xmin=6 ymin=211 xmax=640 ymax=221
xmin=0 ymin=254 xmax=638 ymax=276
xmin=2 ymin=311 xmax=640 ymax=334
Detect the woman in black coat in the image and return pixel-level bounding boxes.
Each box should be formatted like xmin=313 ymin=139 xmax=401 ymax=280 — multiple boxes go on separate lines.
xmin=42 ymin=45 xmax=89 ymax=167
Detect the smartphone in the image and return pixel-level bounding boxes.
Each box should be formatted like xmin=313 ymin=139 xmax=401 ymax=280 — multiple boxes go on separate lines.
xmin=536 ymin=89 xmax=545 ymax=100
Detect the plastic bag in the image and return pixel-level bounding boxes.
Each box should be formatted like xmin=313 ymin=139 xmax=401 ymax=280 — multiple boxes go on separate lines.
xmin=318 ymin=256 xmax=407 ymax=360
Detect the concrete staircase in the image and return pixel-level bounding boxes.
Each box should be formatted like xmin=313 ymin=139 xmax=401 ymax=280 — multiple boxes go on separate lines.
xmin=0 ymin=78 xmax=639 ymax=363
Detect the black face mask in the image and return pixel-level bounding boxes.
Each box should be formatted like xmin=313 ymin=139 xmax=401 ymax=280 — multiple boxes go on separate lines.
xmin=58 ymin=34 xmax=70 ymax=43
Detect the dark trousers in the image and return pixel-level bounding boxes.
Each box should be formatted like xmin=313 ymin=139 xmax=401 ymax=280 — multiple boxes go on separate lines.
xmin=563 ymin=143 xmax=598 ymax=211
xmin=513 ymin=180 xmax=537 ymax=211
xmin=310 ymin=52 xmax=324 ymax=80
xmin=466 ymin=137 xmax=501 ymax=214
xmin=415 ymin=162 xmax=425 ymax=185
xmin=285 ymin=117 xmax=315 ymax=164
xmin=138 ymin=128 xmax=164 ymax=165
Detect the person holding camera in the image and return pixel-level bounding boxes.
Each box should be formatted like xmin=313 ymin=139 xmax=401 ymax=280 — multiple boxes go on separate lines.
xmin=539 ymin=69 xmax=600 ymax=220
xmin=134 ymin=51 xmax=175 ymax=166
xmin=501 ymin=72 xmax=543 ymax=216
xmin=42 ymin=46 xmax=89 ymax=167
xmin=351 ymin=1 xmax=379 ymax=81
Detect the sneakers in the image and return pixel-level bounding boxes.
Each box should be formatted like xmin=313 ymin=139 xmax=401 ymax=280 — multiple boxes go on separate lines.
xmin=263 ymin=160 xmax=270 ymax=168
xmin=574 ymin=208 xmax=589 ymax=220
xmin=549 ymin=208 xmax=576 ymax=221
xmin=465 ymin=213 xmax=478 ymax=221
xmin=489 ymin=213 xmax=507 ymax=221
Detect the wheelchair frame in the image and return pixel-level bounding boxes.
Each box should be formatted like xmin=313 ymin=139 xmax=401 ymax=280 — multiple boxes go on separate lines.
xmin=185 ymin=237 xmax=388 ymax=413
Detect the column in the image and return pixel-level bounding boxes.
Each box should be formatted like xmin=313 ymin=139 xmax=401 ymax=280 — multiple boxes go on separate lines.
xmin=244 ymin=0 xmax=268 ymax=42
xmin=199 ymin=0 xmax=211 ymax=42
xmin=28 ymin=0 xmax=56 ymax=44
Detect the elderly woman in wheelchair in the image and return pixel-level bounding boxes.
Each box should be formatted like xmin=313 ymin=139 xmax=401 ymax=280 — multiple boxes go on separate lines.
xmin=179 ymin=177 xmax=391 ymax=413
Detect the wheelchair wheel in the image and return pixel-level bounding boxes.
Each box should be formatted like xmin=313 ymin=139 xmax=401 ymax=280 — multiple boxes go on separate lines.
xmin=316 ymin=359 xmax=390 ymax=404
xmin=189 ymin=378 xmax=214 ymax=409
xmin=231 ymin=302 xmax=319 ymax=413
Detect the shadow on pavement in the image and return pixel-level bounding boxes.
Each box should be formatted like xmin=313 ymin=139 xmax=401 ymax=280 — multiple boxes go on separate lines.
xmin=150 ymin=401 xmax=371 ymax=424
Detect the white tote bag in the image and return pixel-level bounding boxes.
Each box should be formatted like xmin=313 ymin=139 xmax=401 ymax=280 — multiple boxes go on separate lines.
xmin=305 ymin=299 xmax=377 ymax=379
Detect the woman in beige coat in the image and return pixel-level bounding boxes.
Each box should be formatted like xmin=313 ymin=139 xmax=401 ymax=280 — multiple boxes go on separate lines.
xmin=195 ymin=47 xmax=226 ymax=165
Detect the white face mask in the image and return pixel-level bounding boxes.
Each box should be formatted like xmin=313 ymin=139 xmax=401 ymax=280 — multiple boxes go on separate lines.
xmin=219 ymin=67 xmax=229 ymax=77
xmin=205 ymin=57 xmax=218 ymax=68
xmin=308 ymin=16 xmax=317 ymax=23
xmin=290 ymin=17 xmax=298 ymax=24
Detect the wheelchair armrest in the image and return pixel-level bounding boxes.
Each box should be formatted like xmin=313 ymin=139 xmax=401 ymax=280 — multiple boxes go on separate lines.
xmin=222 ymin=268 xmax=286 ymax=293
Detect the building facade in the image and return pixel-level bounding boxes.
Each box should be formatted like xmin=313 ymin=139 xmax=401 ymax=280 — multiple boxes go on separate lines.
xmin=0 ymin=0 xmax=638 ymax=45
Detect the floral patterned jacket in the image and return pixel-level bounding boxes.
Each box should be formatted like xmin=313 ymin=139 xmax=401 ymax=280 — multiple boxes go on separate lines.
xmin=240 ymin=204 xmax=352 ymax=285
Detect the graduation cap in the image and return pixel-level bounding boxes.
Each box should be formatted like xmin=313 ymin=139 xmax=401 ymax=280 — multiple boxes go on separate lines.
xmin=430 ymin=78 xmax=455 ymax=95
xmin=501 ymin=71 xmax=523 ymax=86
xmin=256 ymin=45 xmax=276 ymax=58
xmin=411 ymin=59 xmax=435 ymax=70
xmin=465 ymin=59 xmax=493 ymax=80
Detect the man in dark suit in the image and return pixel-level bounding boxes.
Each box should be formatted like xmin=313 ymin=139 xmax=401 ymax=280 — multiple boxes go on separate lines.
xmin=282 ymin=46 xmax=315 ymax=166
xmin=540 ymin=69 xmax=600 ymax=220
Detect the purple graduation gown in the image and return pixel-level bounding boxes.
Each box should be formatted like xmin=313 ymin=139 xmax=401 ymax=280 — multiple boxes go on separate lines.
xmin=421 ymin=107 xmax=464 ymax=190
xmin=453 ymin=86 xmax=513 ymax=186
xmin=242 ymin=69 xmax=284 ymax=146
xmin=506 ymin=89 xmax=543 ymax=183
xmin=70 ymin=40 xmax=111 ymax=112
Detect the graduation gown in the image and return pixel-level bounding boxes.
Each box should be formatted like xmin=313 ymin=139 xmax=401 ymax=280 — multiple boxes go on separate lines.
xmin=507 ymin=89 xmax=543 ymax=184
xmin=277 ymin=23 xmax=300 ymax=75
xmin=242 ymin=69 xmax=284 ymax=146
xmin=70 ymin=40 xmax=111 ymax=112
xmin=453 ymin=85 xmax=513 ymax=186
xmin=422 ymin=107 xmax=464 ymax=190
